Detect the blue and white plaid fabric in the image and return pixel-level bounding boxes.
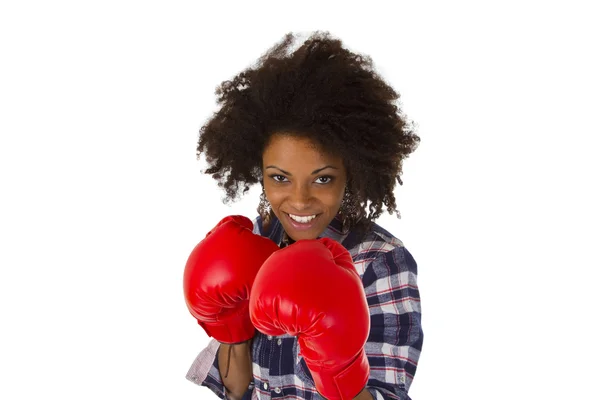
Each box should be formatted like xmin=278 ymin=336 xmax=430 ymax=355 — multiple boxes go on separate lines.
xmin=186 ymin=214 xmax=423 ymax=400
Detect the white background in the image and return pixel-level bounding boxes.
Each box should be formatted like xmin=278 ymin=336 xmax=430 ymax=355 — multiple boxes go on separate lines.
xmin=1 ymin=1 xmax=598 ymax=399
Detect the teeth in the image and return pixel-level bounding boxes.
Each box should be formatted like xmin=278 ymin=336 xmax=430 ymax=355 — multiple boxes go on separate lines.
xmin=288 ymin=213 xmax=317 ymax=223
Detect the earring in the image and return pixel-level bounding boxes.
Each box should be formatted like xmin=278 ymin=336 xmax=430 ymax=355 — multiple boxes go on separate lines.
xmin=339 ymin=186 xmax=360 ymax=233
xmin=257 ymin=187 xmax=272 ymax=225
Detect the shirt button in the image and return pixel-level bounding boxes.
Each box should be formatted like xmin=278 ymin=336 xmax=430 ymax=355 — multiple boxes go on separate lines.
xmin=277 ymin=338 xmax=282 ymax=346
xmin=274 ymin=387 xmax=282 ymax=394
xmin=400 ymin=375 xmax=406 ymax=383
xmin=267 ymin=335 xmax=273 ymax=340
xmin=263 ymin=382 xmax=269 ymax=390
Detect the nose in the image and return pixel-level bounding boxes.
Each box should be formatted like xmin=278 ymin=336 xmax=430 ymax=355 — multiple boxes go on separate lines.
xmin=287 ymin=183 xmax=313 ymax=212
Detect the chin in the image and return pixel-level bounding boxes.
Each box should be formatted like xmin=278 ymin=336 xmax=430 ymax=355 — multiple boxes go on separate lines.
xmin=289 ymin=231 xmax=320 ymax=241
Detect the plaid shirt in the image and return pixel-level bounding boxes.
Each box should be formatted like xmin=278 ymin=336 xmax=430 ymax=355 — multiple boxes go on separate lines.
xmin=186 ymin=214 xmax=423 ymax=400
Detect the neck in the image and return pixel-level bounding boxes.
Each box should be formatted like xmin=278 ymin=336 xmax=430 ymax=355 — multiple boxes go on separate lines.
xmin=282 ymin=231 xmax=295 ymax=247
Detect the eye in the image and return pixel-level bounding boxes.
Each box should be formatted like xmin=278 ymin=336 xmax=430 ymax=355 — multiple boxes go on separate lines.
xmin=316 ymin=176 xmax=334 ymax=184
xmin=269 ymin=174 xmax=288 ymax=183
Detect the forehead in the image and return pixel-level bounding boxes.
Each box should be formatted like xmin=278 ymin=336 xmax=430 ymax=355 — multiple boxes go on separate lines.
xmin=262 ymin=134 xmax=341 ymax=164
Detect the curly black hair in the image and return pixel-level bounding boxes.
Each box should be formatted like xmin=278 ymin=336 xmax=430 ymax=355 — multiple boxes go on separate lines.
xmin=197 ymin=31 xmax=420 ymax=233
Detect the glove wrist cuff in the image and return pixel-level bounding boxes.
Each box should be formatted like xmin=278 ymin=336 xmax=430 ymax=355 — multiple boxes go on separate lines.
xmin=306 ymin=350 xmax=370 ymax=400
xmin=198 ymin=309 xmax=255 ymax=344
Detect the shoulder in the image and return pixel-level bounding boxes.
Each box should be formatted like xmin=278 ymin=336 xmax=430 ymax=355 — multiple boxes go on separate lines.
xmin=347 ymin=221 xmax=403 ymax=262
xmin=347 ymin=221 xmax=417 ymax=277
xmin=251 ymin=213 xmax=272 ymax=236
xmin=251 ymin=215 xmax=262 ymax=235
xmin=251 ymin=213 xmax=282 ymax=243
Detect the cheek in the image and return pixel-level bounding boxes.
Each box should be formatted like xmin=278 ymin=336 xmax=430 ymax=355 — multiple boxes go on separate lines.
xmin=316 ymin=187 xmax=346 ymax=211
xmin=324 ymin=192 xmax=344 ymax=207
xmin=331 ymin=182 xmax=347 ymax=203
xmin=264 ymin=187 xmax=283 ymax=204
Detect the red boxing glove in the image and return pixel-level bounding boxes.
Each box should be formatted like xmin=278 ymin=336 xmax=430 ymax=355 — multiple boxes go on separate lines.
xmin=249 ymin=238 xmax=371 ymax=400
xmin=183 ymin=215 xmax=280 ymax=344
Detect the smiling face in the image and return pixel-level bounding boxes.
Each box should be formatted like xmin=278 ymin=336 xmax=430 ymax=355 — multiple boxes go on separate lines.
xmin=261 ymin=134 xmax=347 ymax=242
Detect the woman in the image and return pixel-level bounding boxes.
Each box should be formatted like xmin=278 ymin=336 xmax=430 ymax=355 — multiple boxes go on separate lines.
xmin=184 ymin=31 xmax=422 ymax=400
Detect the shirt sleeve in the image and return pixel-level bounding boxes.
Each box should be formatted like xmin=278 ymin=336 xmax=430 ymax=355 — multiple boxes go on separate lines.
xmin=361 ymin=245 xmax=424 ymax=400
xmin=185 ymin=339 xmax=256 ymax=399
xmin=186 ymin=339 xmax=228 ymax=399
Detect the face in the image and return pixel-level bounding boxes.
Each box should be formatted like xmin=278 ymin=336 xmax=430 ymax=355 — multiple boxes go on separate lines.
xmin=262 ymin=134 xmax=347 ymax=242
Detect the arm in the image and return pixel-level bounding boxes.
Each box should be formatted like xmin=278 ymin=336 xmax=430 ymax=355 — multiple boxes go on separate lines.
xmin=183 ymin=215 xmax=278 ymax=399
xmin=361 ymin=246 xmax=423 ymax=400
xmin=355 ymin=388 xmax=374 ymax=400
xmin=218 ymin=341 xmax=253 ymax=400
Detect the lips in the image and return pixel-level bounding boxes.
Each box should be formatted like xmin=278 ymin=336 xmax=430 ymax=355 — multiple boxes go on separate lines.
xmin=284 ymin=212 xmax=321 ymax=232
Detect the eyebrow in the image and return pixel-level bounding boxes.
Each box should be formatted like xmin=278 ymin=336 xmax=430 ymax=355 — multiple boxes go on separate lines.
xmin=265 ymin=165 xmax=339 ymax=176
